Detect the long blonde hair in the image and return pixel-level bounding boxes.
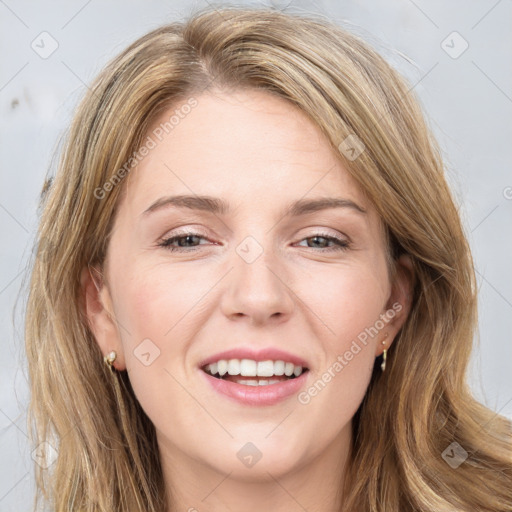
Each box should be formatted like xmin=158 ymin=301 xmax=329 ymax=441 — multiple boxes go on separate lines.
xmin=24 ymin=6 xmax=512 ymax=511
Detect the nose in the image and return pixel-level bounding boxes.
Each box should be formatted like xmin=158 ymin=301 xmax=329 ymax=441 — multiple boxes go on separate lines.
xmin=220 ymin=241 xmax=295 ymax=326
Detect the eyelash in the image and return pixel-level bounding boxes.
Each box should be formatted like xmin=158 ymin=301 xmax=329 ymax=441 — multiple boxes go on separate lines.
xmin=157 ymin=231 xmax=350 ymax=253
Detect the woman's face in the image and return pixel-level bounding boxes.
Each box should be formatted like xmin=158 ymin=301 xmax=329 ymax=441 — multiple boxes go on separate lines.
xmin=84 ymin=89 xmax=410 ymax=482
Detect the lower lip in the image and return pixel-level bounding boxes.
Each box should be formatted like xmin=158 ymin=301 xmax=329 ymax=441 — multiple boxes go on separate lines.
xmin=200 ymin=369 xmax=309 ymax=406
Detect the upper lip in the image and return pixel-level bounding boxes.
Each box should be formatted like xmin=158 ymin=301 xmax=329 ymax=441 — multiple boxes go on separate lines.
xmin=198 ymin=347 xmax=310 ymax=369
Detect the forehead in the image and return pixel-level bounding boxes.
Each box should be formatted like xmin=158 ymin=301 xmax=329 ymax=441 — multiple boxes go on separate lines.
xmin=120 ymin=89 xmax=370 ymax=217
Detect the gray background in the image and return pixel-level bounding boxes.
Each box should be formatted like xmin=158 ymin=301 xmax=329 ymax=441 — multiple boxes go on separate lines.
xmin=1 ymin=0 xmax=511 ymax=509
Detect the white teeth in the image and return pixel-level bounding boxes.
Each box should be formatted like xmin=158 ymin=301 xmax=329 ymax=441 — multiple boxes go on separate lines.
xmin=240 ymin=359 xmax=257 ymax=377
xmin=257 ymin=360 xmax=274 ymax=377
xmin=217 ymin=360 xmax=228 ymax=376
xmin=227 ymin=359 xmax=240 ymax=375
xmin=274 ymin=360 xmax=285 ymax=375
xmin=235 ymin=378 xmax=282 ymax=386
xmin=237 ymin=379 xmax=259 ymax=386
xmin=205 ymin=358 xmax=307 ymax=378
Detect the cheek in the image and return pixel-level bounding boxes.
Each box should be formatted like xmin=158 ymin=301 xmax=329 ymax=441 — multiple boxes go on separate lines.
xmin=111 ymin=265 xmax=206 ymax=421
xmin=116 ymin=261 xmax=211 ymax=341
xmin=111 ymin=261 xmax=225 ymax=397
xmin=299 ymin=261 xmax=389 ymax=348
xmin=295 ymin=264 xmax=386 ymax=407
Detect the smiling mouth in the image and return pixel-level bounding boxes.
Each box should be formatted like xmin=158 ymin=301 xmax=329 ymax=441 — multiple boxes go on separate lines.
xmin=201 ymin=359 xmax=309 ymax=386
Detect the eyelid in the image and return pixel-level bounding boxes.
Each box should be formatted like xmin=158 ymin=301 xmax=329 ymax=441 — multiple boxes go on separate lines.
xmin=157 ymin=227 xmax=352 ymax=254
xmin=156 ymin=228 xmax=214 ymax=251
xmin=165 ymin=226 xmax=209 ymax=236
xmin=293 ymin=226 xmax=351 ymax=243
xmin=159 ymin=225 xmax=347 ymax=242
xmin=293 ymin=231 xmax=350 ymax=251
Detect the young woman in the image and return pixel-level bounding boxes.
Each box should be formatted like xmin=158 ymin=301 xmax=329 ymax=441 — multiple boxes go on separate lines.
xmin=25 ymin=6 xmax=512 ymax=511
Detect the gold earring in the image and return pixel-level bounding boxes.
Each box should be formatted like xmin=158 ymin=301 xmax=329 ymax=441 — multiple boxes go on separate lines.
xmin=104 ymin=350 xmax=117 ymax=370
xmin=381 ymin=333 xmax=389 ymax=372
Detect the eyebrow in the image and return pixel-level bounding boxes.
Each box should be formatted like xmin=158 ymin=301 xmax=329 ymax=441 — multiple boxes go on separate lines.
xmin=141 ymin=194 xmax=366 ymax=218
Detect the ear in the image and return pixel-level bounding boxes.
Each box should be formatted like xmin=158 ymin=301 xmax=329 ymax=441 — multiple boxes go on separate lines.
xmin=376 ymin=254 xmax=415 ymax=356
xmin=80 ymin=264 xmax=125 ymax=370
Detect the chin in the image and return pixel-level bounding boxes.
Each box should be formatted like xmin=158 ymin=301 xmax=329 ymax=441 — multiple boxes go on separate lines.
xmin=199 ymin=434 xmax=310 ymax=480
